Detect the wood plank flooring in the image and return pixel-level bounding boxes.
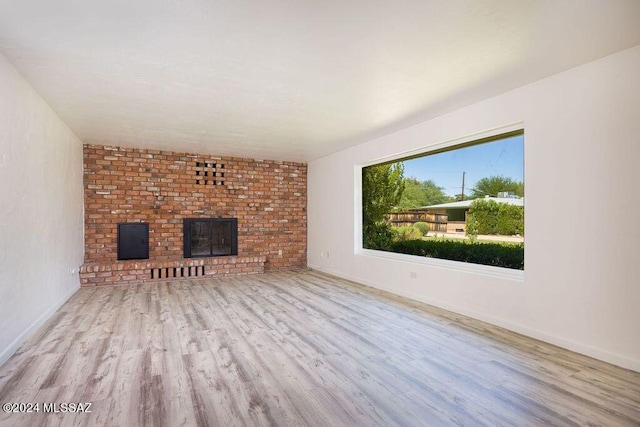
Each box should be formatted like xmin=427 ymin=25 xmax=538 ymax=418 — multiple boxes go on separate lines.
xmin=0 ymin=270 xmax=638 ymax=426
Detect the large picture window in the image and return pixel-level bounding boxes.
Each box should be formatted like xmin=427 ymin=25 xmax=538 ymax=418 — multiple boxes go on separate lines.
xmin=362 ymin=130 xmax=524 ymax=270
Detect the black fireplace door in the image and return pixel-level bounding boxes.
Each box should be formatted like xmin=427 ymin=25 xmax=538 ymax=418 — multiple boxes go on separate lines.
xmin=117 ymin=223 xmax=149 ymax=260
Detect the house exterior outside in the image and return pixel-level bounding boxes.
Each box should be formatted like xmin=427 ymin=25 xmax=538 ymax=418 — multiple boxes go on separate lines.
xmin=387 ymin=196 xmax=524 ymax=234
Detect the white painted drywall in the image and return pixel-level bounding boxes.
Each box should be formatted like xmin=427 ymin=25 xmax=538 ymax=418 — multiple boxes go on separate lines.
xmin=0 ymin=52 xmax=84 ymax=365
xmin=308 ymin=45 xmax=640 ymax=371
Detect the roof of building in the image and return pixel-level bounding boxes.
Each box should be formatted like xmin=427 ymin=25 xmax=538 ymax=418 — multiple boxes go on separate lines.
xmin=420 ymin=197 xmax=524 ymax=210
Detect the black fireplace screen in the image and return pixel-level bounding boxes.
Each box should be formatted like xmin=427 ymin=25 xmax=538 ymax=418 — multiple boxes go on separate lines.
xmin=183 ymin=218 xmax=238 ymax=258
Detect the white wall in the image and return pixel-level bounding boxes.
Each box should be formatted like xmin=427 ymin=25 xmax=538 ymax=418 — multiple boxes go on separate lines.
xmin=0 ymin=52 xmax=84 ymax=364
xmin=308 ymin=45 xmax=640 ymax=372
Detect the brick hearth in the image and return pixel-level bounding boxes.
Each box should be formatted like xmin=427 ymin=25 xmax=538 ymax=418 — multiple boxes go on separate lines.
xmin=79 ymin=255 xmax=266 ymax=286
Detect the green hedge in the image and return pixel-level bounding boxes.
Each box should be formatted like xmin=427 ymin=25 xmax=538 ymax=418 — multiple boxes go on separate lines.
xmin=467 ymin=199 xmax=524 ymax=236
xmin=388 ymin=239 xmax=524 ymax=270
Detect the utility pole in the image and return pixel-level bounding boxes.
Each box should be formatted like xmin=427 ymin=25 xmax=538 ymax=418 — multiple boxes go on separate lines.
xmin=461 ymin=171 xmax=466 ymax=201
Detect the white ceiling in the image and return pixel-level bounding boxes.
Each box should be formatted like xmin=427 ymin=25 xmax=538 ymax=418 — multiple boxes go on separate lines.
xmin=1 ymin=0 xmax=639 ymax=162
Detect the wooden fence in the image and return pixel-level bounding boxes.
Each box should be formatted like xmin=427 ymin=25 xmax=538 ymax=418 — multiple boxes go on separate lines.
xmin=385 ymin=209 xmax=448 ymax=232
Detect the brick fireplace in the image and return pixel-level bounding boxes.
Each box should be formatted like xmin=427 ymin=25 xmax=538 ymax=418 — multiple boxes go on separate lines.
xmin=80 ymin=144 xmax=306 ymax=286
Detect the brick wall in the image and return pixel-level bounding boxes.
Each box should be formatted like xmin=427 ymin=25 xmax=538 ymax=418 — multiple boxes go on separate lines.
xmin=82 ymin=144 xmax=306 ymax=284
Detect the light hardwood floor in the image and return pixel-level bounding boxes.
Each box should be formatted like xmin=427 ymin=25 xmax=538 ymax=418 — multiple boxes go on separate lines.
xmin=0 ymin=270 xmax=638 ymax=426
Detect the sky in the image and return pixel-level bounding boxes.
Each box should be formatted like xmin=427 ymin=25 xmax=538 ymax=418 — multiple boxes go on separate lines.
xmin=401 ymin=134 xmax=524 ymax=197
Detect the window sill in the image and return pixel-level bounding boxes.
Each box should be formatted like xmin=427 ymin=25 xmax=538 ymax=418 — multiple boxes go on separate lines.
xmin=356 ymin=248 xmax=524 ymax=282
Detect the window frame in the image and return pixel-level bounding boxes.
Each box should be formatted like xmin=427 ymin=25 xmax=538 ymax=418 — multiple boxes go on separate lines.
xmin=354 ymin=122 xmax=525 ymax=281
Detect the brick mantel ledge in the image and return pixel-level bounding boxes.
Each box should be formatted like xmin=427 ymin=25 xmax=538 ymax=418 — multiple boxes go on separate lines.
xmin=79 ymin=254 xmax=266 ymax=286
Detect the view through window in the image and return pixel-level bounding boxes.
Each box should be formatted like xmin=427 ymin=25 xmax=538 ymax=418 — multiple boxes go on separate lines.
xmin=362 ymin=131 xmax=524 ymax=270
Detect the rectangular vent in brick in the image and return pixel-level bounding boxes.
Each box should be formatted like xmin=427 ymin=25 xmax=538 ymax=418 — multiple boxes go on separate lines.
xmin=195 ymin=161 xmax=226 ymax=186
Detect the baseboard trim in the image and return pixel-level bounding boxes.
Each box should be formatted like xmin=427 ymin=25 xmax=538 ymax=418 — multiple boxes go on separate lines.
xmin=0 ymin=285 xmax=79 ymax=366
xmin=311 ymin=265 xmax=640 ymax=373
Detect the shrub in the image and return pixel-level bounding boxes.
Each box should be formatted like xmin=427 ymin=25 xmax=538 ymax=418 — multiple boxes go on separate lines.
xmin=467 ymin=199 xmax=524 ymax=236
xmin=413 ymin=222 xmax=430 ymax=235
xmin=465 ymin=216 xmax=479 ymax=242
xmin=496 ymin=203 xmax=524 ymax=235
xmin=363 ymin=222 xmax=395 ymax=251
xmin=392 ymin=226 xmax=423 ymax=242
xmin=389 ymin=239 xmax=524 ymax=270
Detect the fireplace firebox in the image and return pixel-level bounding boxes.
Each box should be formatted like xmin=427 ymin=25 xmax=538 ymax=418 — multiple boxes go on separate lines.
xmin=183 ymin=218 xmax=238 ymax=258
